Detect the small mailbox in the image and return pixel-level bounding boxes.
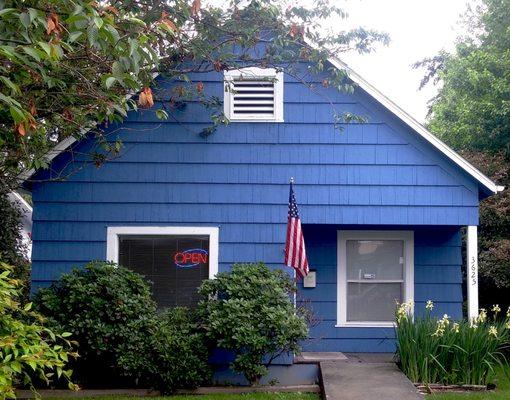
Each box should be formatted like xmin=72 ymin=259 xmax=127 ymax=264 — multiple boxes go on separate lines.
xmin=303 ymin=270 xmax=317 ymax=288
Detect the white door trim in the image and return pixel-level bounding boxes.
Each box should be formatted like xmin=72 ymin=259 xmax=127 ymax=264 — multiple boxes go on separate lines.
xmin=336 ymin=230 xmax=414 ymax=328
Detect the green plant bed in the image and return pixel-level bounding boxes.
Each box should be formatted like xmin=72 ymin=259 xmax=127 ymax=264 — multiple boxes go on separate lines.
xmin=427 ymin=365 xmax=510 ymax=399
xmin=395 ymin=301 xmax=510 ymax=386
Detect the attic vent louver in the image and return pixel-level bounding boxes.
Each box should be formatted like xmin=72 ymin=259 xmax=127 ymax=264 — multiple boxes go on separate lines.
xmin=224 ymin=67 xmax=284 ymax=122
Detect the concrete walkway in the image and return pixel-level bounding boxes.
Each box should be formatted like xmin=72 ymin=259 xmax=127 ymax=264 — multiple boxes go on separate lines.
xmin=320 ymin=358 xmax=423 ymax=400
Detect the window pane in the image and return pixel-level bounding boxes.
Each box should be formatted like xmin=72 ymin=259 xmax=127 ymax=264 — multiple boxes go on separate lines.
xmin=347 ymin=283 xmax=402 ymax=322
xmin=119 ymin=235 xmax=209 ymax=309
xmin=346 ymin=240 xmax=404 ymax=280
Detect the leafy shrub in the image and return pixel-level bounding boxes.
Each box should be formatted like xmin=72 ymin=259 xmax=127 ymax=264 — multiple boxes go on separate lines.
xmin=396 ymin=301 xmax=510 ymax=385
xmin=0 ymin=262 xmax=77 ymax=398
xmin=198 ymin=263 xmax=308 ymax=385
xmin=33 ymin=261 xmax=156 ymax=386
xmin=147 ymin=307 xmax=211 ymax=393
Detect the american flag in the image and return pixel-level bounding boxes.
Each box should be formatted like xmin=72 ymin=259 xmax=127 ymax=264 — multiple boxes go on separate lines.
xmin=284 ymin=179 xmax=309 ymax=278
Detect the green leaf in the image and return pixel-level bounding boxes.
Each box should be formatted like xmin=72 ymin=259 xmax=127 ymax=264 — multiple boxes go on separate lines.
xmin=28 ymin=8 xmax=39 ymax=22
xmin=0 ymin=45 xmax=17 ymax=60
xmin=104 ymin=25 xmax=120 ymax=44
xmin=10 ymin=362 xmax=22 ymax=373
xmin=37 ymin=41 xmax=51 ymax=56
xmin=156 ymin=109 xmax=168 ymax=120
xmin=9 ymin=106 xmax=25 ymax=123
xmin=105 ymin=76 xmax=116 ymax=89
xmin=0 ymin=76 xmax=20 ymax=95
xmin=111 ymin=61 xmax=123 ymax=77
xmin=22 ymin=46 xmax=42 ymax=62
xmin=66 ymin=14 xmax=87 ymax=24
xmin=19 ymin=12 xmax=31 ymax=28
xmin=0 ymin=8 xmax=16 ymax=18
xmin=128 ymin=17 xmax=146 ymax=26
xmin=87 ymin=23 xmax=99 ymax=47
xmin=93 ymin=16 xmax=103 ymax=29
xmin=68 ymin=31 xmax=82 ymax=43
xmin=129 ymin=38 xmax=138 ymax=57
xmin=113 ymin=104 xmax=127 ymax=117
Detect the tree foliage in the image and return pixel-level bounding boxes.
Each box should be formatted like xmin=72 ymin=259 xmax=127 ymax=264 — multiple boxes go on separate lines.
xmin=415 ymin=0 xmax=510 ymax=154
xmin=415 ymin=0 xmax=510 ymax=301
xmin=0 ymin=262 xmax=77 ymax=399
xmin=462 ymin=151 xmax=510 ymax=289
xmin=0 ymin=0 xmax=388 ymax=187
xmin=198 ymin=263 xmax=308 ymax=385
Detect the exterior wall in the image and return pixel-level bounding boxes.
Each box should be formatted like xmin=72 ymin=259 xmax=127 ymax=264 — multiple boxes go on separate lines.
xmin=300 ymin=225 xmax=463 ymax=352
xmin=29 ymin=66 xmax=471 ymax=353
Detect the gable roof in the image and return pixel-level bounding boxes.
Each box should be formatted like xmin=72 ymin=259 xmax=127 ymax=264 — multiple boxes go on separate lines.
xmin=328 ymin=57 xmax=502 ymax=196
xmin=21 ymin=58 xmax=502 ymax=195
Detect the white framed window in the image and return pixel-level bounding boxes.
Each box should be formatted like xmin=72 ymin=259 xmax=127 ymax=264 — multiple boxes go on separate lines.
xmin=336 ymin=230 xmax=414 ymax=328
xmin=106 ymin=226 xmax=219 ymax=309
xmin=224 ymin=67 xmax=284 ymax=122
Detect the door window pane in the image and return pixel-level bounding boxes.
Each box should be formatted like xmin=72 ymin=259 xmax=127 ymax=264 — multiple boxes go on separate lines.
xmin=346 ymin=240 xmax=404 ymax=280
xmin=347 ymin=282 xmax=402 ymax=322
xmin=119 ymin=235 xmax=209 ymax=309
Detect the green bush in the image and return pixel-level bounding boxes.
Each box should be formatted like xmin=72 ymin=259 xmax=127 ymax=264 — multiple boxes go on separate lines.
xmin=147 ymin=307 xmax=211 ymax=393
xmin=198 ymin=263 xmax=308 ymax=385
xmin=0 ymin=262 xmax=77 ymax=398
xmin=396 ymin=301 xmax=510 ymax=385
xmin=33 ymin=261 xmax=156 ymax=386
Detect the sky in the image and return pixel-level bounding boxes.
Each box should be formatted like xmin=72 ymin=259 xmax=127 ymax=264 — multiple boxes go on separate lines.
xmin=339 ymin=0 xmax=472 ymax=123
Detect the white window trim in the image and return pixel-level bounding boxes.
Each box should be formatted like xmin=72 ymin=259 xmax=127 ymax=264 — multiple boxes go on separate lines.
xmin=106 ymin=226 xmax=219 ymax=279
xmin=336 ymin=230 xmax=414 ymax=328
xmin=224 ymin=67 xmax=284 ymax=122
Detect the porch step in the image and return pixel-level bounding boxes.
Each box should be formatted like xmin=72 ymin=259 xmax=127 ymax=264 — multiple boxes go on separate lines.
xmin=295 ymin=352 xmax=348 ymax=363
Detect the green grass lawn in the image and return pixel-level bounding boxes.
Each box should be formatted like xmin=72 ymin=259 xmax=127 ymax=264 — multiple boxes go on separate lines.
xmin=48 ymin=394 xmax=319 ymax=400
xmin=428 ymin=366 xmax=510 ymax=400
xmin=162 ymin=394 xmax=318 ymax=400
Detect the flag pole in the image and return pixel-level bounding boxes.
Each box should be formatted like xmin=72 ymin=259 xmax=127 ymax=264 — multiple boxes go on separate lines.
xmin=289 ymin=177 xmax=297 ymax=308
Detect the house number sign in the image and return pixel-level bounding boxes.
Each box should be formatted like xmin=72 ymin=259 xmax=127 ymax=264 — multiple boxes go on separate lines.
xmin=470 ymin=256 xmax=477 ymax=286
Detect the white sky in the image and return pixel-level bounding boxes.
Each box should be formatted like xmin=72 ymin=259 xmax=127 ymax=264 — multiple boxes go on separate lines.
xmin=339 ymin=0 xmax=472 ymax=122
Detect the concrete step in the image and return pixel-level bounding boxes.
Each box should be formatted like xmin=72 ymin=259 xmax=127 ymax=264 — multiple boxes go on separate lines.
xmin=295 ymin=352 xmax=348 ymax=363
xmin=320 ymin=361 xmax=423 ymax=400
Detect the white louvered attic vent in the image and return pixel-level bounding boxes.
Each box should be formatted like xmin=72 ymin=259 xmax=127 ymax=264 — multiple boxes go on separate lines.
xmin=224 ymin=67 xmax=284 ymax=122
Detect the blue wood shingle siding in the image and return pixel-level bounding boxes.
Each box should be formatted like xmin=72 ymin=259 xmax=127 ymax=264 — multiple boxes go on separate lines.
xmin=299 ymin=225 xmax=462 ymax=353
xmin=30 ymin=66 xmax=473 ymax=352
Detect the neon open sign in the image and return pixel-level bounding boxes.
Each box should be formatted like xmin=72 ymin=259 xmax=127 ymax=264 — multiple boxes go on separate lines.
xmin=174 ymin=248 xmax=208 ymax=268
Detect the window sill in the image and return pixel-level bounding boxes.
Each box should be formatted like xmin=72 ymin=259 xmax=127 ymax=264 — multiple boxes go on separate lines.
xmin=335 ymin=322 xmax=396 ymax=328
xmin=228 ymin=118 xmax=284 ymax=123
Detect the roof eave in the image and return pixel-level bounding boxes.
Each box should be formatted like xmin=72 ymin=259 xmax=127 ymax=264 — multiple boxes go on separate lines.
xmin=327 ymin=56 xmax=500 ymax=196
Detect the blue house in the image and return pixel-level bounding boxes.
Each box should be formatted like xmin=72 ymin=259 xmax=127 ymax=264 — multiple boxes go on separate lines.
xmin=25 ymin=57 xmax=501 ymax=364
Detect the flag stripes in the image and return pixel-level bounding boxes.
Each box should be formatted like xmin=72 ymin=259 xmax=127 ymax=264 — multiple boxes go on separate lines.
xmin=284 ymin=180 xmax=309 ymax=278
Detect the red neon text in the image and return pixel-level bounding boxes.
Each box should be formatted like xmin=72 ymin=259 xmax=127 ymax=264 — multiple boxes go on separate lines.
xmin=174 ymin=252 xmax=208 ymax=265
